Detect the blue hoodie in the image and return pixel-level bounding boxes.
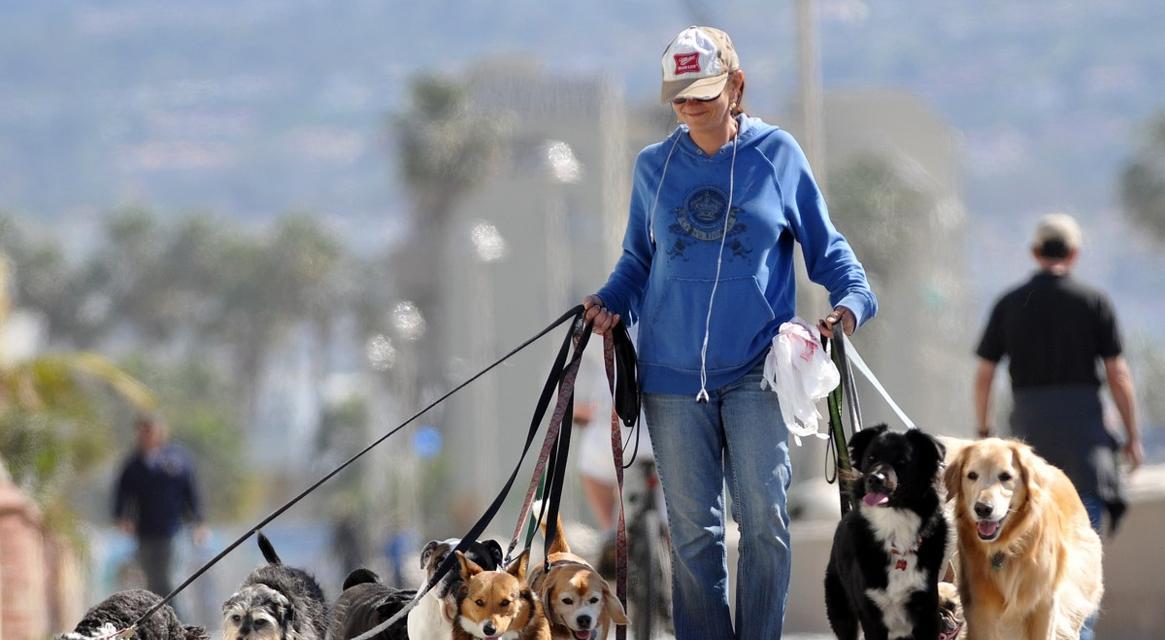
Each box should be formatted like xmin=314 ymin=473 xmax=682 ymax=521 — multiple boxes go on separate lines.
xmin=597 ymin=116 xmax=877 ymax=395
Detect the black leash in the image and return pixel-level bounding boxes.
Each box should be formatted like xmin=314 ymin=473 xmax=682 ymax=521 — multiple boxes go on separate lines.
xmin=350 ymin=307 xmax=590 ymax=640
xmin=506 ymin=322 xmax=589 ymax=562
xmin=131 ymin=305 xmax=587 ymax=631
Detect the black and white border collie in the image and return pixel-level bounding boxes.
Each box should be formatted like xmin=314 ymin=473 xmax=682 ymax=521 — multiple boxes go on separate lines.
xmin=824 ymin=424 xmax=950 ymax=640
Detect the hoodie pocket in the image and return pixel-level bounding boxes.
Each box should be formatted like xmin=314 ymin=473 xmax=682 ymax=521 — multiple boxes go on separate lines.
xmin=640 ymin=275 xmax=776 ymax=372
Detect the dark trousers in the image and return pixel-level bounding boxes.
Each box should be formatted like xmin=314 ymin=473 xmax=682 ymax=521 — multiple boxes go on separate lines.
xmin=137 ymin=535 xmax=175 ymax=596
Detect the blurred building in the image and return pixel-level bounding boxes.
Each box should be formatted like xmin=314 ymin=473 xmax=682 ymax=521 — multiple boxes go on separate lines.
xmin=424 ymin=60 xmax=631 ymax=529
xmin=819 ymin=89 xmax=972 ymax=439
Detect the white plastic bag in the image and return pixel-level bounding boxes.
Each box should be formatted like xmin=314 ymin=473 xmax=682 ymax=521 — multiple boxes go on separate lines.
xmin=761 ymin=317 xmax=840 ymax=446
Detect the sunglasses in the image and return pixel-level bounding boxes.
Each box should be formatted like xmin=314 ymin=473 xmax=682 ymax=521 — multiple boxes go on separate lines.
xmin=671 ymin=93 xmax=721 ymax=105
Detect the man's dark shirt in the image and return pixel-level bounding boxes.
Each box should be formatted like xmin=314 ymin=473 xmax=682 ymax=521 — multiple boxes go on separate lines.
xmin=113 ymin=443 xmax=203 ymax=538
xmin=976 ymin=271 xmax=1122 ymax=390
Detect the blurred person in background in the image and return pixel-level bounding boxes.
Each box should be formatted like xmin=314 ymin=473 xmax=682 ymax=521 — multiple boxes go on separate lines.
xmin=114 ymin=414 xmax=208 ymax=603
xmin=583 ymin=25 xmax=877 ymax=639
xmin=974 ymin=213 xmax=1143 ymax=639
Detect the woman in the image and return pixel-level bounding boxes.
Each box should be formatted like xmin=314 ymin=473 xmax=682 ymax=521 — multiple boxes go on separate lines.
xmin=583 ymin=26 xmax=877 ymax=639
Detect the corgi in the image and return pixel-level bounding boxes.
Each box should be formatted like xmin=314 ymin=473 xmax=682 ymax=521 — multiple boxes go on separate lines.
xmin=450 ymin=550 xmax=550 ymax=640
xmin=409 ymin=538 xmax=504 ymax=640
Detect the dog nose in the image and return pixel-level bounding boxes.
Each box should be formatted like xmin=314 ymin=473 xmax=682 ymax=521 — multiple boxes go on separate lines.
xmin=974 ymin=501 xmax=993 ymax=518
xmin=577 ymin=614 xmax=592 ymax=629
xmin=483 ymin=622 xmax=497 ymax=636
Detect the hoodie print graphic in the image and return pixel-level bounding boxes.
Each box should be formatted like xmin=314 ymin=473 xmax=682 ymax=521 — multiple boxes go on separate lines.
xmin=666 ymin=185 xmax=751 ymax=261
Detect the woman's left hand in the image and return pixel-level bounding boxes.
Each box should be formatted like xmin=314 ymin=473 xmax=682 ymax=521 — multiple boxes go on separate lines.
xmin=818 ymin=306 xmax=856 ymax=338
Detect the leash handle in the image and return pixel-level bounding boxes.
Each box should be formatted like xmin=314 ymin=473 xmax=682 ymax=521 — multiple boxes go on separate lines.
xmin=824 ymin=332 xmax=859 ymax=515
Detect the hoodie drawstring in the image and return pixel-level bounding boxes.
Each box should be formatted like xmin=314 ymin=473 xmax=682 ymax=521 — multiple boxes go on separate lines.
xmin=645 ymin=122 xmax=740 ymax=403
xmin=647 ymin=131 xmax=683 ymax=247
xmin=696 ymin=125 xmax=738 ymax=403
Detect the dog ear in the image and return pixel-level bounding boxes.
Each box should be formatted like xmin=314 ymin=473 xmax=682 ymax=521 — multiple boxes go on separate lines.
xmin=603 ymin=583 xmax=629 ymax=625
xmin=905 ymin=429 xmax=946 ymax=476
xmin=342 ymin=568 xmax=380 ymax=591
xmin=420 ymin=540 xmax=441 ymax=570
xmin=848 ymin=424 xmax=887 ymax=467
xmin=943 ymin=443 xmax=967 ymax=502
xmin=456 ymin=550 xmax=484 ymax=579
xmin=443 ymin=599 xmax=458 ymax=622
xmin=542 ymin=582 xmax=564 ymax=626
xmin=1011 ymin=441 xmax=1049 ymax=508
xmin=480 ymin=539 xmax=504 ymax=570
xmin=506 ymin=549 xmax=530 ymax=582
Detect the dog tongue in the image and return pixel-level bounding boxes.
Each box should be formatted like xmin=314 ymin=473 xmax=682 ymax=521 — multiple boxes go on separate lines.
xmin=573 ymin=632 xmax=593 ymax=640
xmin=863 ymin=492 xmax=890 ymax=507
xmin=977 ymin=520 xmax=1000 ymax=538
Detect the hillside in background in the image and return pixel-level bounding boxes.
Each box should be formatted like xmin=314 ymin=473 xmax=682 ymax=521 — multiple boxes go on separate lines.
xmin=2 ymin=0 xmax=1163 ymax=319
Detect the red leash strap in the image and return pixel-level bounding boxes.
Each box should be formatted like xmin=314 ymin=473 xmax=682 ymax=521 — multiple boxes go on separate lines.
xmin=604 ymin=331 xmax=629 ymax=640
xmin=505 ymin=326 xmax=589 ymax=563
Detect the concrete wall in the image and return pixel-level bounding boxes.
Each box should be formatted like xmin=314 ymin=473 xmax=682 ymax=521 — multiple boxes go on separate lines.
xmin=0 ymin=483 xmax=48 ymax=640
xmin=0 ymin=480 xmax=85 ymax=639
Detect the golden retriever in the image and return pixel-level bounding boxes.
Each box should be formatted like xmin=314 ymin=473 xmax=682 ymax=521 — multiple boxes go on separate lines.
xmin=945 ymin=438 xmax=1102 ymax=639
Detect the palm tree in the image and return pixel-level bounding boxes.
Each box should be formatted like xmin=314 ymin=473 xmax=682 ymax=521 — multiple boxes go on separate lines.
xmin=0 ymin=255 xmax=156 ymax=537
xmin=1120 ymin=111 xmax=1165 ymax=243
xmin=390 ymin=74 xmax=507 ymax=393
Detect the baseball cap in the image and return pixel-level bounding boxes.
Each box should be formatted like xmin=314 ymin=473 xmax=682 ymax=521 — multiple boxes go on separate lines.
xmin=1032 ymin=212 xmax=1083 ymax=257
xmin=660 ymin=26 xmax=740 ymax=104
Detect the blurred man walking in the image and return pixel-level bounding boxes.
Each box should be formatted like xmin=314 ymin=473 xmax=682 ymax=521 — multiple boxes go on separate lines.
xmin=974 ymin=213 xmax=1143 ymax=639
xmin=114 ymin=415 xmax=207 ymax=600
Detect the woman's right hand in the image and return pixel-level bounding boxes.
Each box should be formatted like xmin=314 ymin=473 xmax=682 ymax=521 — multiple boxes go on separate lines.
xmin=582 ymin=294 xmax=621 ymax=334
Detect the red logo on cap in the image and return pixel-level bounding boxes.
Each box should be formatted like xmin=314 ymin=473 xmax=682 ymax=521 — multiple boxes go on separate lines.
xmin=674 ymin=52 xmax=701 ymax=75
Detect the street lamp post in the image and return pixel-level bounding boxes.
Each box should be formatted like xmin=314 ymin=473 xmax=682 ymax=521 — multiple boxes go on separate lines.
xmin=469 ymin=221 xmax=508 ymax=492
xmin=543 ymin=141 xmax=581 ymax=322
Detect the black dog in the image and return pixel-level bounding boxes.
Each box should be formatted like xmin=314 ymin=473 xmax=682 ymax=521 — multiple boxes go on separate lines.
xmin=325 ymin=568 xmax=414 ymax=640
xmin=56 ymin=589 xmax=208 ymax=640
xmin=824 ymin=424 xmax=949 ymax=640
xmin=223 ymin=532 xmax=328 ymax=640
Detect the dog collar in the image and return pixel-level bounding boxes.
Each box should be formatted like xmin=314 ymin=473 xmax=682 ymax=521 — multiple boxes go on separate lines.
xmin=889 ymin=539 xmax=921 ymax=571
xmin=991 ymin=551 xmax=1006 ymax=571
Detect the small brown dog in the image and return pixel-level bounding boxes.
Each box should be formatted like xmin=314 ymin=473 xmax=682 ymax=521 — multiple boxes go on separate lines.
xmin=528 ymin=517 xmax=628 ymax=640
xmin=938 ymin=581 xmax=966 ymax=640
xmin=451 ymin=550 xmax=550 ymax=640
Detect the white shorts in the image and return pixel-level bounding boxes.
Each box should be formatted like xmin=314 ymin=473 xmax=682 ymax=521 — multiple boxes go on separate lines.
xmin=576 ymin=416 xmax=653 ymax=485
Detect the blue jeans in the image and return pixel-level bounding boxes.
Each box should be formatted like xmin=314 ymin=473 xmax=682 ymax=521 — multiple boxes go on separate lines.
xmin=644 ymin=364 xmax=792 ymax=640
xmin=1078 ymin=493 xmax=1104 ymax=640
